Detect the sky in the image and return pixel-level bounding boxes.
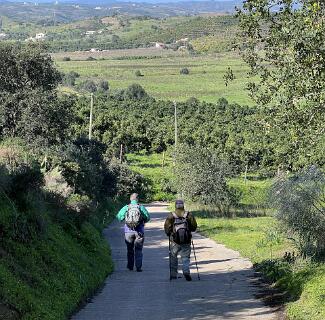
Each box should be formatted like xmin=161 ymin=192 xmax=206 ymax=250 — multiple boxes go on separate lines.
xmin=2 ymin=0 xmax=239 ymax=4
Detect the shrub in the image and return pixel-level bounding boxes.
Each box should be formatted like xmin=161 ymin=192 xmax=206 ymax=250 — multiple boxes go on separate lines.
xmin=98 ymin=80 xmax=109 ymax=92
xmin=66 ymin=194 xmax=95 ymax=225
xmin=62 ymin=56 xmax=71 ymax=61
xmin=270 ymin=166 xmax=325 ymax=258
xmin=175 ymin=144 xmax=240 ymax=216
xmin=79 ymin=80 xmax=97 ymax=93
xmin=63 ymin=71 xmax=80 ymax=87
xmin=135 ymin=70 xmax=143 ymax=77
xmin=180 ymin=67 xmax=190 ymax=75
xmin=123 ymin=84 xmax=148 ymax=100
xmin=109 ymin=159 xmax=149 ymax=202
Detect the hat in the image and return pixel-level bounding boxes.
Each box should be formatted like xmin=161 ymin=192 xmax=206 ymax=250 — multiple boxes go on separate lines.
xmin=175 ymin=199 xmax=184 ymax=209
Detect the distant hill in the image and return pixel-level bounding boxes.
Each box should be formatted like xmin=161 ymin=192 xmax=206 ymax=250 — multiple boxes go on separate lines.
xmin=0 ymin=12 xmax=238 ymax=53
xmin=0 ymin=1 xmax=241 ymax=22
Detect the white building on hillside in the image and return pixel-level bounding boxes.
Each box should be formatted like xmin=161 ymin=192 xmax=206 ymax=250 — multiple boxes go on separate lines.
xmin=35 ymin=33 xmax=46 ymax=40
xmin=85 ymin=31 xmax=96 ymax=36
xmin=155 ymin=42 xmax=166 ymax=49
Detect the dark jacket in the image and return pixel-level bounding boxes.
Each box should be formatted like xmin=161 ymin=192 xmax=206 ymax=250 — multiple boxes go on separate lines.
xmin=164 ymin=209 xmax=197 ymax=242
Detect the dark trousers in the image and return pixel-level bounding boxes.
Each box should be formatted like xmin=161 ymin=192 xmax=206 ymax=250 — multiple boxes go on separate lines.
xmin=125 ymin=231 xmax=144 ymax=270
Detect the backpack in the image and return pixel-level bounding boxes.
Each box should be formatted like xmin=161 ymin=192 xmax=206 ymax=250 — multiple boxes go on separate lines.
xmin=125 ymin=204 xmax=142 ymax=229
xmin=172 ymin=212 xmax=191 ymax=245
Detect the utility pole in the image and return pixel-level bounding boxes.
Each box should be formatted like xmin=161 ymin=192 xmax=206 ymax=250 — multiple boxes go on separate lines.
xmin=119 ymin=144 xmax=123 ymax=163
xmin=173 ymin=101 xmax=178 ymax=166
xmin=174 ymin=101 xmax=178 ymax=149
xmin=88 ymin=93 xmax=94 ymax=140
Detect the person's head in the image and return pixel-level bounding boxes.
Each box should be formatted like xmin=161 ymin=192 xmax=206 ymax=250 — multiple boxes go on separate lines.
xmin=175 ymin=199 xmax=185 ymax=210
xmin=130 ymin=193 xmax=139 ymax=202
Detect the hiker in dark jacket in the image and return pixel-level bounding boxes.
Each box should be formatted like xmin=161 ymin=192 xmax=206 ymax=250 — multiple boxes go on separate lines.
xmin=116 ymin=193 xmax=150 ymax=272
xmin=164 ymin=199 xmax=197 ymax=281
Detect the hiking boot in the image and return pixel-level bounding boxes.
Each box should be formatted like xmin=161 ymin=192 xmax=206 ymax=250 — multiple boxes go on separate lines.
xmin=127 ymin=267 xmax=133 ymax=271
xmin=184 ymin=274 xmax=192 ymax=281
xmin=136 ymin=268 xmax=142 ymax=272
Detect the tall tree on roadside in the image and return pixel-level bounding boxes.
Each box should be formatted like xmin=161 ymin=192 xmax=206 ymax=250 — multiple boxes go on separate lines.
xmin=236 ymin=0 xmax=325 ymax=171
xmin=0 ymin=43 xmax=74 ymax=147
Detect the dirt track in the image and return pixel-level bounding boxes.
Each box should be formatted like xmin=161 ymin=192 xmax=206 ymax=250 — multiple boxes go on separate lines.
xmin=72 ymin=202 xmax=279 ymax=320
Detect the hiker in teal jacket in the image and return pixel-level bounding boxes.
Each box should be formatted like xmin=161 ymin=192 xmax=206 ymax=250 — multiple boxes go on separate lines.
xmin=116 ymin=193 xmax=150 ymax=272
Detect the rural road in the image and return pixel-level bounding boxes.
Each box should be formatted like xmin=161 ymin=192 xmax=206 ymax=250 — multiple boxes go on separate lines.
xmin=72 ymin=202 xmax=278 ymax=320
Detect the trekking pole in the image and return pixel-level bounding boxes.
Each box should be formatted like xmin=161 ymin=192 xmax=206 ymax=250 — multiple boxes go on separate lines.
xmin=169 ymin=236 xmax=172 ymax=281
xmin=191 ymin=240 xmax=200 ymax=280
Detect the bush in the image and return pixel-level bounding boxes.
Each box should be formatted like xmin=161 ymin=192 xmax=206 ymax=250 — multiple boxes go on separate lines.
xmin=123 ymin=84 xmax=148 ymax=100
xmin=270 ymin=166 xmax=325 ymax=258
xmin=98 ymin=80 xmax=109 ymax=92
xmin=175 ymin=144 xmax=240 ymax=216
xmin=135 ymin=70 xmax=143 ymax=77
xmin=62 ymin=56 xmax=71 ymax=61
xmin=63 ymin=71 xmax=80 ymax=87
xmin=109 ymin=159 xmax=149 ymax=202
xmin=79 ymin=80 xmax=97 ymax=93
xmin=180 ymin=67 xmax=190 ymax=75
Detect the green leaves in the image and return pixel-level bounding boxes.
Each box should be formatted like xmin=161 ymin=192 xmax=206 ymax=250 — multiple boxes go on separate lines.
xmin=236 ymin=0 xmax=325 ymax=170
xmin=175 ymin=144 xmax=240 ymax=216
xmin=270 ymin=166 xmax=325 ymax=258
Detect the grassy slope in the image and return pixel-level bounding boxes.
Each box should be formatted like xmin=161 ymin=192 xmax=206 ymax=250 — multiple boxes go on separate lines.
xmin=56 ymin=53 xmax=252 ymax=104
xmin=0 ymin=196 xmax=114 ymax=320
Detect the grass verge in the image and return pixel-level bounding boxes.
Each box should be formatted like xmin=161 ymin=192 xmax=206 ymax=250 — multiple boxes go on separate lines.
xmin=0 ymin=195 xmax=117 ymax=320
xmin=195 ymin=213 xmax=325 ymax=320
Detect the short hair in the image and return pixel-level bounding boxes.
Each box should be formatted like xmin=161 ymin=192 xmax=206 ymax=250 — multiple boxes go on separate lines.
xmin=130 ymin=193 xmax=139 ymax=201
xmin=175 ymin=199 xmax=184 ymax=209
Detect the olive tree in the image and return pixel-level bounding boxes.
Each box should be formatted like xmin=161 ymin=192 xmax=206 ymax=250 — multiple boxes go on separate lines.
xmin=270 ymin=166 xmax=325 ymax=258
xmin=175 ymin=144 xmax=240 ymax=216
xmin=236 ymin=0 xmax=325 ymax=170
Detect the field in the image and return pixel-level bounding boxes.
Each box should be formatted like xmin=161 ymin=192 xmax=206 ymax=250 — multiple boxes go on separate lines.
xmin=55 ymin=52 xmax=252 ymax=104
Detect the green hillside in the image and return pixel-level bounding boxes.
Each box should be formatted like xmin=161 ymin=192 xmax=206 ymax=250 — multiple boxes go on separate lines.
xmin=0 ymin=14 xmax=237 ymax=53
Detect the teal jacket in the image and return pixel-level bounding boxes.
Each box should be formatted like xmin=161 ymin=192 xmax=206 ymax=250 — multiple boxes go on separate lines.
xmin=116 ymin=200 xmax=150 ymax=233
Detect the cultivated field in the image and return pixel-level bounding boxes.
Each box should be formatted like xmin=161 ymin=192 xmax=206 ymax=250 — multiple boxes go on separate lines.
xmin=55 ymin=50 xmax=252 ymax=104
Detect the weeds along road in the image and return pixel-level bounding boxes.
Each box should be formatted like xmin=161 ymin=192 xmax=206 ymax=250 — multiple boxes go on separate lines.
xmin=72 ymin=202 xmax=279 ymax=320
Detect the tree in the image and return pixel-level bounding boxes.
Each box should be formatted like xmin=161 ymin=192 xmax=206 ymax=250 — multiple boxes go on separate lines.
xmin=0 ymin=44 xmax=73 ymax=147
xmin=180 ymin=67 xmax=190 ymax=75
xmin=98 ymin=80 xmax=109 ymax=92
xmin=270 ymin=166 xmax=325 ymax=258
xmin=79 ymin=80 xmax=97 ymax=93
xmin=0 ymin=43 xmax=61 ymax=94
xmin=236 ymin=0 xmax=325 ymax=171
xmin=175 ymin=144 xmax=240 ymax=216
xmin=123 ymin=84 xmax=148 ymax=100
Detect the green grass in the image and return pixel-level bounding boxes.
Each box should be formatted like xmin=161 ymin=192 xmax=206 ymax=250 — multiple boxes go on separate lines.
xmin=196 ymin=216 xmax=286 ymax=262
xmin=286 ymin=265 xmax=325 ymax=320
xmin=0 ymin=195 xmax=115 ymax=320
xmin=126 ymin=152 xmax=175 ymax=201
xmin=195 ymin=213 xmax=325 ymax=320
xmin=56 ymin=53 xmax=252 ymax=104
xmin=229 ymin=176 xmax=273 ymax=206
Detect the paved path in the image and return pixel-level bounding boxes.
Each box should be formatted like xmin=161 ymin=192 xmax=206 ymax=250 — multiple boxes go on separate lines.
xmin=72 ymin=202 xmax=278 ymax=320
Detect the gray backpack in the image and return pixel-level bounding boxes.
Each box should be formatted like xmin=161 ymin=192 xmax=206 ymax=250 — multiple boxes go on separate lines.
xmin=125 ymin=204 xmax=142 ymax=229
xmin=172 ymin=212 xmax=191 ymax=244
